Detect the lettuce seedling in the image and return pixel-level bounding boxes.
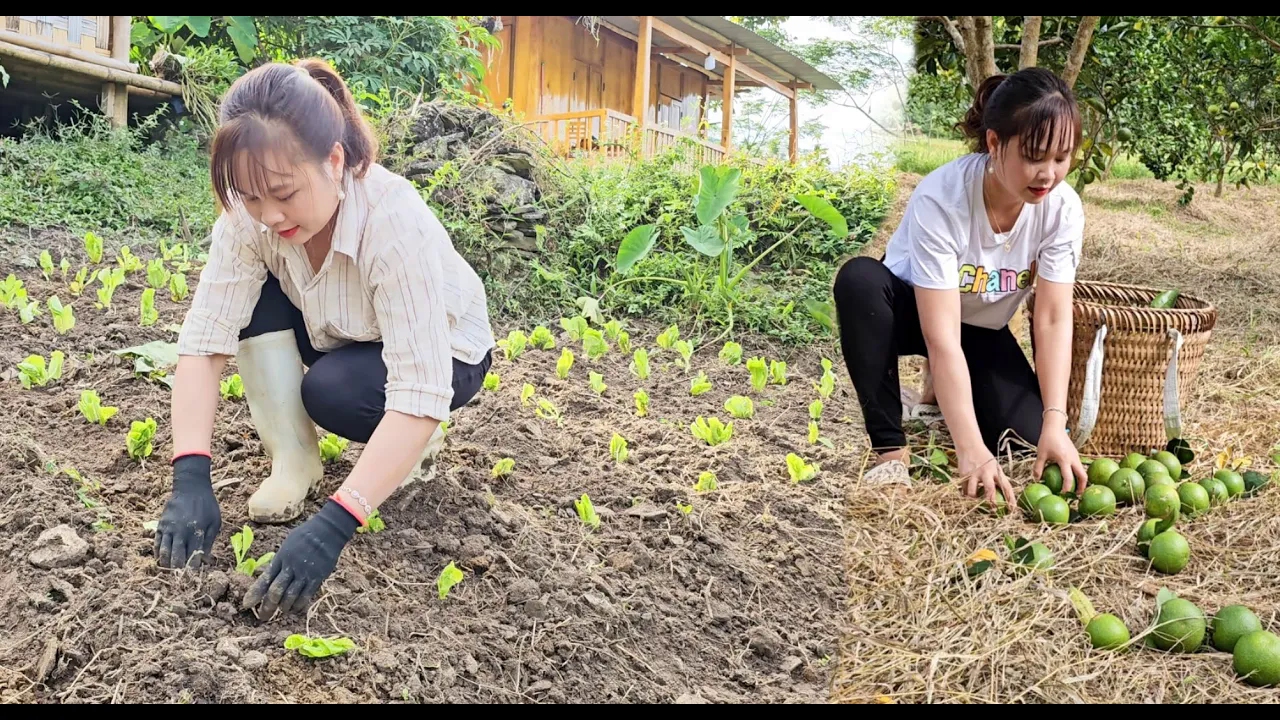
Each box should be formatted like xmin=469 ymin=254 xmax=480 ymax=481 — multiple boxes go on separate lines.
xmin=616 ymin=331 xmax=632 ymax=355
xmin=559 ymin=315 xmax=588 ymax=341
xmin=520 ymin=382 xmax=536 ymax=406
xmin=815 ymin=358 xmax=836 ymax=399
xmin=39 ymin=250 xmax=54 ymax=281
xmin=529 ymin=325 xmax=556 ymax=350
xmin=634 ymin=389 xmax=649 ymax=417
xmin=140 ymin=288 xmax=159 ymax=326
xmin=0 ymin=274 xmax=26 ymax=308
xmin=18 ymin=299 xmax=40 ymax=324
xmin=673 ymin=340 xmax=694 ymax=370
xmin=231 ymin=525 xmax=275 ymax=576
xmin=603 ymin=319 xmax=624 ymax=341
xmin=127 ymin=418 xmax=157 ymax=460
xmin=630 ymin=348 xmax=650 ymax=380
xmin=319 ymin=433 xmax=348 ymax=463
xmin=220 ymin=374 xmax=244 ymax=400
xmin=582 ymin=328 xmax=609 ymax=360
xmin=676 ymin=501 xmax=694 ymax=515
xmin=535 ymin=398 xmax=562 ymax=424
xmin=690 ymin=371 xmax=712 ymax=396
xmin=84 ymin=231 xmax=103 ymax=264
xmin=117 ymin=246 xmax=143 ymax=274
xmin=656 ymin=324 xmax=680 ymax=349
xmin=492 ymin=458 xmax=515 ymax=478
xmin=556 ymin=348 xmax=575 ymax=379
xmin=70 ymin=267 xmax=89 ymax=296
xmin=47 ymin=296 xmax=75 ymax=334
xmin=724 ymin=395 xmax=754 ymax=418
xmin=690 ymin=416 xmax=733 ymax=446
xmin=169 ymin=272 xmax=189 ymax=302
xmin=284 ymin=634 xmax=356 ymax=658
xmin=769 ymin=360 xmax=788 ymax=386
xmin=809 ymin=421 xmax=820 ymax=444
xmin=483 ymin=371 xmax=500 ymax=391
xmin=809 ymin=399 xmax=824 ymax=421
xmin=575 ymin=493 xmax=601 ymax=530
xmin=719 ymin=341 xmax=743 ymax=365
xmin=18 ymin=351 xmax=64 ymax=389
xmin=437 ymin=561 xmax=464 ymax=600
xmin=610 ymin=433 xmax=629 ymax=464
xmin=356 ymin=509 xmax=386 ymax=534
xmin=589 ymin=371 xmax=607 ymax=395
xmin=60 ymin=257 xmax=70 ymax=281
xmin=746 ymin=357 xmax=768 ymax=392
xmin=78 ymin=389 xmax=118 ymax=426
xmin=498 ymin=329 xmax=528 ymax=361
xmin=95 ymin=268 xmax=125 ymax=310
xmin=146 ymin=258 xmax=171 ymax=290
xmin=695 ymin=471 xmax=719 ymax=492
xmin=786 ymin=453 xmax=819 ymax=483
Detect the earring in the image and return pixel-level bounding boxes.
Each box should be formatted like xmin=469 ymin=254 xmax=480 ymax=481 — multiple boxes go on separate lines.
xmin=337 ymin=188 xmax=346 ymax=201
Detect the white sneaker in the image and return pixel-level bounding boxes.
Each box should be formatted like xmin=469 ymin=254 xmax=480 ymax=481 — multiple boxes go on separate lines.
xmin=400 ymin=423 xmax=446 ymax=488
xmin=236 ymin=330 xmax=324 ymax=524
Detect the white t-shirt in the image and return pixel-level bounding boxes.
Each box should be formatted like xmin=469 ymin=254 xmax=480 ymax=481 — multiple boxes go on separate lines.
xmin=882 ymin=152 xmax=1084 ymax=330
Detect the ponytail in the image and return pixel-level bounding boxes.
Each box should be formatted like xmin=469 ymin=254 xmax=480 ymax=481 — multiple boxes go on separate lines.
xmin=210 ymin=58 xmax=379 ymax=209
xmin=957 ymin=67 xmax=1082 ymax=159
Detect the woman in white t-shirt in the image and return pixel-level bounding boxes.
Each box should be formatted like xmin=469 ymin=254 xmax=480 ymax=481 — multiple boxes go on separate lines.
xmin=834 ymin=67 xmax=1089 ymax=505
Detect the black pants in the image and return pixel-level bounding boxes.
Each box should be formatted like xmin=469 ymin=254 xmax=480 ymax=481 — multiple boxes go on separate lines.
xmin=239 ymin=273 xmax=492 ymax=443
xmin=832 ymin=256 xmax=1043 ymax=455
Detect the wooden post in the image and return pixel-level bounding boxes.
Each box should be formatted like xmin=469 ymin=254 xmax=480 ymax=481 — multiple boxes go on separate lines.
xmin=788 ymin=83 xmax=799 ymax=163
xmin=104 ymin=16 xmax=131 ymax=128
xmin=632 ymin=16 xmax=652 ymax=127
xmin=720 ymin=46 xmax=736 ymax=152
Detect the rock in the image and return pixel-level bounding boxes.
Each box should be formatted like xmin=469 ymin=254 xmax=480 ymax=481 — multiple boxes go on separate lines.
xmin=527 ymin=680 xmax=553 ymax=694
xmin=29 ymin=525 xmax=90 ymax=569
xmin=215 ymin=638 xmax=240 ymax=661
xmin=676 ymin=692 xmax=710 ymax=704
xmin=582 ymin=591 xmax=616 ymax=616
xmin=239 ymin=651 xmax=269 ymax=670
xmin=203 ymin=571 xmax=230 ymax=603
xmin=507 ymin=578 xmax=540 ymax=604
xmin=748 ymin=627 xmax=784 ymax=658
xmin=622 ymin=502 xmax=666 ymax=520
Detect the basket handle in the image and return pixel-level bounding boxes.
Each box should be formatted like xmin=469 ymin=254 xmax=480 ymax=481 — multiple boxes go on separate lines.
xmin=1164 ymin=328 xmax=1184 ymax=440
xmin=1072 ymin=324 xmax=1107 ymax=449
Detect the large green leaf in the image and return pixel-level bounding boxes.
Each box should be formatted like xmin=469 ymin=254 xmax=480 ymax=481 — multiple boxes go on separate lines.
xmin=224 ymin=17 xmax=259 ymax=63
xmin=615 ymin=224 xmax=658 ymax=273
xmin=805 ymin=299 xmax=835 ymax=333
xmin=795 ymin=194 xmax=849 ymax=238
xmin=695 ymin=166 xmax=741 ymax=226
xmin=681 ymin=225 xmax=725 ymax=257
xmin=149 ymin=16 xmax=189 ymax=33
xmin=184 ymin=16 xmax=212 ymax=37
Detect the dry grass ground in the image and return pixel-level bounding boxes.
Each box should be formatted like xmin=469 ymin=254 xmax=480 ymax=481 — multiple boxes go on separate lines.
xmin=831 ymin=175 xmax=1280 ymax=704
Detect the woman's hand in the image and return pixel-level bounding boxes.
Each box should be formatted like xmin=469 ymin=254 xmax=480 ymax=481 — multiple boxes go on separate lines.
xmin=242 ymin=500 xmax=359 ymax=617
xmin=958 ymin=445 xmax=1016 ymax=508
xmin=1034 ymin=425 xmax=1088 ymax=495
xmin=155 ymin=455 xmax=221 ymax=570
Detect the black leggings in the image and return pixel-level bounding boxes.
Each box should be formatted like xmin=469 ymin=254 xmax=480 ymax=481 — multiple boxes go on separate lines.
xmin=832 ymin=256 xmax=1043 ymax=455
xmin=239 ymin=273 xmax=492 ymax=443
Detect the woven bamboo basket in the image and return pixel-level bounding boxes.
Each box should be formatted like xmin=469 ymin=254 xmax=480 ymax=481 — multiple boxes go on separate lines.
xmin=1024 ymin=280 xmax=1217 ymax=458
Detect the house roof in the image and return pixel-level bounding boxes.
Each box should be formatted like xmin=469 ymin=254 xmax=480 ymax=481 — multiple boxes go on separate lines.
xmin=597 ymin=16 xmax=843 ymax=93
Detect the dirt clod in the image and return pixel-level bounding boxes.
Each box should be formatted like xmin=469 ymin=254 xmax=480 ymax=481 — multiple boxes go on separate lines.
xmin=28 ymin=525 xmax=89 ymax=569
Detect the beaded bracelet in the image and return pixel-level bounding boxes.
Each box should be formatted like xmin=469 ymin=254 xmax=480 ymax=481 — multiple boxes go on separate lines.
xmin=333 ymin=486 xmax=372 ymax=526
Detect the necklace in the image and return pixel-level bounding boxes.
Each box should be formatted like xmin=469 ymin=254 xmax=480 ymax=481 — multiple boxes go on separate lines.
xmin=983 ymin=160 xmax=1016 ymax=252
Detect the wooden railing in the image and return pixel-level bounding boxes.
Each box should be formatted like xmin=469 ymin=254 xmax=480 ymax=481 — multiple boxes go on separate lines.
xmin=524 ymin=109 xmax=728 ymax=165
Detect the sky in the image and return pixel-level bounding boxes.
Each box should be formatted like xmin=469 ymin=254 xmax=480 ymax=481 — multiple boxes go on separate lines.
xmin=778 ymin=16 xmax=915 ymax=169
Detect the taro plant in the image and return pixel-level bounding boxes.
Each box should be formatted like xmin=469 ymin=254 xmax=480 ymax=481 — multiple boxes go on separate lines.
xmin=231 ymin=525 xmax=275 ymax=576
xmin=690 ymin=416 xmax=733 ymax=446
xmin=610 ymin=166 xmax=849 ymax=337
xmin=78 ymin=389 xmax=119 ymax=426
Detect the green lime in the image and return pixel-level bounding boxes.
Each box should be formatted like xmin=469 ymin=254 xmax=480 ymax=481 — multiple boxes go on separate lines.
xmin=1018 ymin=484 xmax=1053 ymax=516
xmin=1079 ymin=485 xmax=1117 ymax=518
xmin=1153 ymin=450 xmax=1183 ymax=479
xmin=1137 ymin=459 xmax=1172 ymax=486
xmin=1213 ymin=605 xmax=1263 ymax=653
xmin=1178 ymin=482 xmax=1211 ymax=517
xmin=1088 ymin=458 xmax=1120 ymax=487
xmin=1243 ymin=470 xmax=1271 ymax=496
xmin=1216 ymin=469 xmax=1245 ymax=498
xmin=1086 ymin=613 xmax=1131 ymax=651
xmin=1149 ymin=530 xmax=1191 ymax=574
xmin=1137 ymin=518 xmax=1162 ymax=556
xmin=1152 ymin=597 xmax=1206 ymax=653
xmin=1233 ymin=630 xmax=1280 ymax=687
xmin=1016 ymin=542 xmax=1055 ymax=571
xmin=1121 ymin=452 xmax=1148 ymax=470
xmin=1036 ymin=495 xmax=1070 ymax=525
xmin=1199 ymin=477 xmax=1230 ymax=506
xmin=1107 ymin=468 xmax=1145 ymax=505
xmin=1041 ymin=464 xmax=1065 ymax=495
xmin=1145 ymin=484 xmax=1181 ymax=521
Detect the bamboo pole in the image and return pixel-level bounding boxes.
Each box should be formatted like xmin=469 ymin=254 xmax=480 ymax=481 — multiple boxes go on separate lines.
xmin=0 ymin=28 xmax=136 ymax=72
xmin=0 ymin=39 xmax=182 ymax=95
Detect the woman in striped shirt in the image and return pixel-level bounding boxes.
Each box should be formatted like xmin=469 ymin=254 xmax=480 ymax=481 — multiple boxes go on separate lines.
xmin=153 ymin=58 xmax=496 ymax=618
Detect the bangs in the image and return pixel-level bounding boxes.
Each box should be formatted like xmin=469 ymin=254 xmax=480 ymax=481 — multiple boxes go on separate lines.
xmin=1014 ymin=96 xmax=1082 ymax=161
xmin=210 ymin=116 xmax=304 ymax=209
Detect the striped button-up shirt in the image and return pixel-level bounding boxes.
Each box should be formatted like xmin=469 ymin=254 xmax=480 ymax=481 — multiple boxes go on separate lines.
xmin=177 ymin=163 xmax=495 ymax=422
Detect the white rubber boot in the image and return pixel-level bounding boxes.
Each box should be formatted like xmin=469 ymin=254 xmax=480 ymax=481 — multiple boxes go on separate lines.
xmin=236 ymin=330 xmax=324 ymax=523
xmin=400 ymin=423 xmax=446 ymax=488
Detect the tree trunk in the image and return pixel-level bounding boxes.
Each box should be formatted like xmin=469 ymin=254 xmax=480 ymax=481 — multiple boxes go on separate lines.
xmin=1061 ymin=16 xmax=1099 ymax=89
xmin=956 ymin=16 xmax=981 ymax=88
xmin=1019 ymin=16 xmax=1043 ymax=69
xmin=970 ymin=16 xmax=1000 ymax=82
